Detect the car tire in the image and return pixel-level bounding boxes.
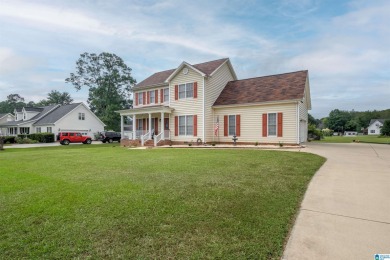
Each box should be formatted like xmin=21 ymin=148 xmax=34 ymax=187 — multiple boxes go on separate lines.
xmin=108 ymin=138 xmax=113 ymax=143
xmin=63 ymin=139 xmax=70 ymax=145
xmin=85 ymin=139 xmax=92 ymax=144
xmin=102 ymin=140 xmax=106 ymax=143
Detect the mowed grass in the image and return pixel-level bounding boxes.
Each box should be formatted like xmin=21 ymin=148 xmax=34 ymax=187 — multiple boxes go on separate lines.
xmin=0 ymin=145 xmax=325 ymax=259
xmin=314 ymin=135 xmax=390 ymax=144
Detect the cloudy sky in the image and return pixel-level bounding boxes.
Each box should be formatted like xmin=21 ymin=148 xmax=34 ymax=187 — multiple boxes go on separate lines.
xmin=0 ymin=0 xmax=389 ymax=118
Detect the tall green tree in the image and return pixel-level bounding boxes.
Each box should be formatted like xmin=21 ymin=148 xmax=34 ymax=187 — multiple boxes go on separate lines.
xmin=37 ymin=90 xmax=73 ymax=106
xmin=65 ymin=52 xmax=135 ymax=131
xmin=0 ymin=94 xmax=27 ymax=113
xmin=327 ymin=109 xmax=352 ymax=133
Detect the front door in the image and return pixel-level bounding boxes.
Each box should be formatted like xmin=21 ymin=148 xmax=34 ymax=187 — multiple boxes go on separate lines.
xmin=164 ymin=118 xmax=169 ymax=130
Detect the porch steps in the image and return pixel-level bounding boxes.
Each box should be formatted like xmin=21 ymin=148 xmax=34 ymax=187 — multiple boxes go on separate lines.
xmin=144 ymin=139 xmax=155 ymax=147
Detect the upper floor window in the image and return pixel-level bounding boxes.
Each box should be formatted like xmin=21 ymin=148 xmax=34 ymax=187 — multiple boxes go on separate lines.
xmin=179 ymin=83 xmax=193 ymax=99
xmin=23 ymin=114 xmax=26 ymax=120
xmin=149 ymin=90 xmax=155 ymax=103
xmin=137 ymin=92 xmax=143 ymax=105
xmin=163 ymin=88 xmax=169 ymax=102
xmin=268 ymin=113 xmax=277 ymax=136
xmin=79 ymin=113 xmax=85 ymax=120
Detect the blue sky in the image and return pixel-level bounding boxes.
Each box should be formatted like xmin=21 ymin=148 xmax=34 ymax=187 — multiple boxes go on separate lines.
xmin=0 ymin=0 xmax=389 ymax=118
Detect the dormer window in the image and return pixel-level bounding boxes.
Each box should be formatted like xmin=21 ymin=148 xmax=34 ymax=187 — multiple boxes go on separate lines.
xmin=23 ymin=114 xmax=26 ymax=120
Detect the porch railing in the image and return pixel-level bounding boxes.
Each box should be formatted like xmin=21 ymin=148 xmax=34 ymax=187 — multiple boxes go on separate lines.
xmin=141 ymin=131 xmax=149 ymax=146
xmin=154 ymin=132 xmax=163 ymax=146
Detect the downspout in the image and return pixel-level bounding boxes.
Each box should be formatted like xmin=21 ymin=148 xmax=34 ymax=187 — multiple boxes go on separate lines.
xmin=202 ymin=76 xmax=205 ymax=143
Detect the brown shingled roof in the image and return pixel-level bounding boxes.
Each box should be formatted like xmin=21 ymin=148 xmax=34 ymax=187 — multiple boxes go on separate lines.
xmin=192 ymin=58 xmax=228 ymax=75
xmin=213 ymin=70 xmax=308 ymax=106
xmin=135 ymin=58 xmax=229 ymax=89
xmin=135 ymin=69 xmax=176 ymax=88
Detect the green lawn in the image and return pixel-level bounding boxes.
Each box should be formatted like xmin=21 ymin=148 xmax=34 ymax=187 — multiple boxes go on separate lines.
xmin=314 ymin=135 xmax=390 ymax=144
xmin=0 ymin=145 xmax=325 ymax=259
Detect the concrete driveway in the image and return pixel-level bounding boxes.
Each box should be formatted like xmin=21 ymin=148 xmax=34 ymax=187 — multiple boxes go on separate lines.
xmin=283 ymin=142 xmax=390 ymax=259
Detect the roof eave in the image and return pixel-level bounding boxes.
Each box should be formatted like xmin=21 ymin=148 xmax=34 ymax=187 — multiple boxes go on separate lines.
xmin=133 ymin=82 xmax=169 ymax=91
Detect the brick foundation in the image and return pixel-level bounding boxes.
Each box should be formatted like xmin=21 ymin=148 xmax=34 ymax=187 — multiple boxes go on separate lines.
xmin=121 ymin=139 xmax=141 ymax=147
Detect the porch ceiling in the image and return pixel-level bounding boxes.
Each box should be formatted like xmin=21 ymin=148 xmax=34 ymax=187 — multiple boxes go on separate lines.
xmin=117 ymin=105 xmax=174 ymax=116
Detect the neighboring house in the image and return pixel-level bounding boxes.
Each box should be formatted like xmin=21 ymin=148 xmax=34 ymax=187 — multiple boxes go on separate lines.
xmin=117 ymin=58 xmax=311 ymax=146
xmin=0 ymin=103 xmax=105 ymax=138
xmin=0 ymin=113 xmax=15 ymax=135
xmin=344 ymin=131 xmax=358 ymax=136
xmin=367 ymin=119 xmax=387 ymax=135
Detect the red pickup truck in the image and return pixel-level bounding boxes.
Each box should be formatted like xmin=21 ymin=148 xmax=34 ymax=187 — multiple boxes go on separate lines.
xmin=59 ymin=132 xmax=92 ymax=145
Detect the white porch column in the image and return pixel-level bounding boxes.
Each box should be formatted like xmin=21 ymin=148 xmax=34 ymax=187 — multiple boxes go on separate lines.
xmin=148 ymin=113 xmax=152 ymax=139
xmin=161 ymin=112 xmax=164 ymax=139
xmin=132 ymin=114 xmax=136 ymax=140
xmin=120 ymin=115 xmax=124 ymax=139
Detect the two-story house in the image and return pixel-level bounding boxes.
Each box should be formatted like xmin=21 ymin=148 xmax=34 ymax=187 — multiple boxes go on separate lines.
xmin=117 ymin=58 xmax=311 ymax=146
xmin=0 ymin=103 xmax=105 ymax=138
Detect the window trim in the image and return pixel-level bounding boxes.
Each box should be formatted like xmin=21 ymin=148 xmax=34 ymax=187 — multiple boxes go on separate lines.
xmin=228 ymin=115 xmax=236 ymax=136
xmin=36 ymin=127 xmax=41 ymax=133
xmin=149 ymin=90 xmax=155 ymax=104
xmin=178 ymin=82 xmax=194 ymax=99
xmin=47 ymin=127 xmax=52 ymax=133
xmin=163 ymin=88 xmax=169 ymax=103
xmin=78 ymin=112 xmax=85 ymax=120
xmin=178 ymin=115 xmax=194 ymax=136
xmin=137 ymin=92 xmax=143 ymax=105
xmin=267 ymin=113 xmax=277 ymax=137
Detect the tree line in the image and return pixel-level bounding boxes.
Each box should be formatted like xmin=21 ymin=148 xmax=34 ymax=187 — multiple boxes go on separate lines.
xmin=309 ymin=108 xmax=390 ymax=133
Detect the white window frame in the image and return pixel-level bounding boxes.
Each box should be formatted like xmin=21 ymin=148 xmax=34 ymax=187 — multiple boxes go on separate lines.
xmin=178 ymin=115 xmax=193 ymax=136
xmin=149 ymin=90 xmax=155 ymax=103
xmin=268 ymin=113 xmax=277 ymax=137
xmin=137 ymin=119 xmax=143 ymax=130
xmin=178 ymin=83 xmax=194 ymax=99
xmin=137 ymin=92 xmax=143 ymax=105
xmin=36 ymin=127 xmax=41 ymax=133
xmin=163 ymin=88 xmax=169 ymax=103
xmin=47 ymin=127 xmax=52 ymax=133
xmin=228 ymin=115 xmax=236 ymax=136
xmin=78 ymin=113 xmax=85 ymax=120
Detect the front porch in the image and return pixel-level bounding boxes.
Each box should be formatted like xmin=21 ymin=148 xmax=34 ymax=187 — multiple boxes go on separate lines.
xmin=118 ymin=105 xmax=174 ymax=147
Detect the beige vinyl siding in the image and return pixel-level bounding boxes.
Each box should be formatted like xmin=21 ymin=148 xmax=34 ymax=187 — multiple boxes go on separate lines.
xmin=298 ymin=79 xmax=310 ymax=142
xmin=169 ymin=65 xmax=204 ymax=141
xmin=204 ymin=62 xmax=235 ymax=142
xmin=213 ymin=103 xmax=298 ymax=144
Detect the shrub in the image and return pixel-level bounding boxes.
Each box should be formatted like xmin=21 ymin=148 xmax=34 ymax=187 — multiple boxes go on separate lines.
xmin=17 ymin=133 xmax=55 ymax=143
xmin=308 ymin=124 xmax=323 ymax=140
xmin=15 ymin=137 xmax=39 ymax=144
xmin=381 ymin=120 xmax=390 ymax=136
xmin=322 ymin=128 xmax=334 ymax=137
xmin=3 ymin=136 xmax=16 ymax=144
xmin=255 ymin=141 xmax=259 ymax=146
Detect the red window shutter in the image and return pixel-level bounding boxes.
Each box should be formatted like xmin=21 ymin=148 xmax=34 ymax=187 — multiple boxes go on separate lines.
xmin=135 ymin=93 xmax=138 ymax=106
xmin=175 ymin=116 xmax=178 ymax=136
xmin=224 ymin=115 xmax=228 ymax=136
xmin=262 ymin=114 xmax=267 ymax=137
xmin=175 ymin=85 xmax=178 ymax=100
xmin=155 ymin=90 xmax=158 ymax=104
xmin=194 ymin=82 xmax=198 ymax=98
xmin=136 ymin=119 xmax=139 ymax=129
xmin=277 ymin=112 xmax=283 ymax=137
xmin=143 ymin=119 xmax=146 ymax=131
xmin=160 ymin=89 xmax=164 ymax=103
xmin=143 ymin=92 xmax=146 ymax=105
xmin=147 ymin=91 xmax=150 ymax=104
xmin=193 ymin=115 xmax=197 ymax=136
xmin=155 ymin=118 xmax=158 ymax=134
xmin=236 ymin=115 xmax=240 ymax=136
